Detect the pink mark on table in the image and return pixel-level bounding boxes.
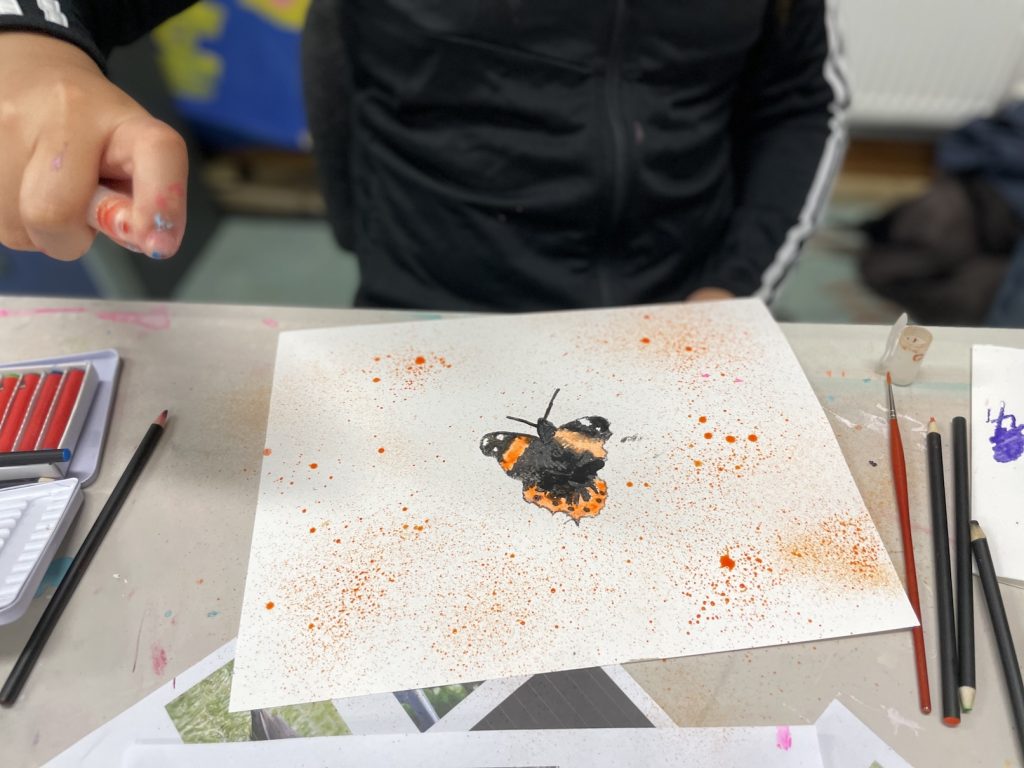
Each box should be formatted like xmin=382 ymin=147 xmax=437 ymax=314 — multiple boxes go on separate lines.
xmin=151 ymin=643 xmax=168 ymax=676
xmin=775 ymin=725 xmax=792 ymax=751
xmin=700 ymin=372 xmax=711 ymax=379
xmin=733 ymin=377 xmax=744 ymax=383
xmin=95 ymin=306 xmax=171 ymax=331
xmin=262 ymin=318 xmax=280 ymax=329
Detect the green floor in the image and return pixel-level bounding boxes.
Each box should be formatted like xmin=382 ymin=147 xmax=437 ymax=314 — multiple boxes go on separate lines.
xmin=163 ymin=201 xmax=900 ymax=324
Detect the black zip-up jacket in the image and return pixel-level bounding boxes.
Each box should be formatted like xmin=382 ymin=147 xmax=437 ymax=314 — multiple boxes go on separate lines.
xmin=0 ymin=0 xmax=848 ymax=311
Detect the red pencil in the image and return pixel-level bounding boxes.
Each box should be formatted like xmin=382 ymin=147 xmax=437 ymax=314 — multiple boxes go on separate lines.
xmin=40 ymin=368 xmax=85 ymax=450
xmin=16 ymin=371 xmax=63 ymax=452
xmin=0 ymin=373 xmax=40 ymax=453
xmin=0 ymin=375 xmax=19 ymax=423
xmin=887 ymin=372 xmax=932 ymax=714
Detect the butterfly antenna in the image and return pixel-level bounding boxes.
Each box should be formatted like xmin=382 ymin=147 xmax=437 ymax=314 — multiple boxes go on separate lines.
xmin=543 ymin=388 xmax=561 ymax=421
xmin=507 ymin=416 xmax=538 ymax=428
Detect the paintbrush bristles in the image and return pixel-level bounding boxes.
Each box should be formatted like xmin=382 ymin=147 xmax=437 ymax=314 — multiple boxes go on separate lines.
xmin=886 ymin=373 xmax=896 ymax=418
xmin=929 ymin=417 xmax=939 ymax=434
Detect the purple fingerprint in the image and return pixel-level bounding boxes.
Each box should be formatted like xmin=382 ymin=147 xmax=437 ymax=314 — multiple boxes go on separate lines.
xmin=987 ymin=403 xmax=1024 ymax=463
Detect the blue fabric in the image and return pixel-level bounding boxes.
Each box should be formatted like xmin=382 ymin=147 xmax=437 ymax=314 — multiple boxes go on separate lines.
xmin=938 ymin=101 xmax=1024 ymax=222
xmin=985 ymin=238 xmax=1024 ymax=327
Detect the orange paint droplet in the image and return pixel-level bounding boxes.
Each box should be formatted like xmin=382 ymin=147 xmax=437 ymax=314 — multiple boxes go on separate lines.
xmin=334 ymin=538 xmax=341 ymax=543
xmin=402 ymin=523 xmax=409 ymax=529
xmin=308 ymin=623 xmax=315 ymax=630
xmin=309 ymin=527 xmax=316 ymax=533
xmin=694 ymin=459 xmax=703 ymax=467
xmin=626 ymin=481 xmax=634 ymax=487
xmin=452 ymin=628 xmax=458 ymax=634
xmin=698 ymin=416 xmax=707 ymax=423
xmin=685 ymin=346 xmax=694 ymax=352
xmin=703 ymin=432 xmax=713 ymax=439
xmin=414 ymin=525 xmax=424 ymax=531
xmin=402 ymin=506 xmax=408 ymax=511
xmin=415 ymin=356 xmax=426 ymax=365
xmin=263 ymin=448 xmax=272 ymax=456
xmin=550 ymin=587 xmax=557 ymax=593
xmin=309 ymin=462 xmax=318 ymax=469
xmin=720 ymin=554 xmax=736 ymax=570
xmin=643 ymin=482 xmax=650 ymax=488
xmin=372 ymin=377 xmax=380 ymax=383
xmin=378 ymin=447 xmax=385 ymax=453
xmin=748 ymin=434 xmax=758 ymax=442
xmin=518 ymin=619 xmax=526 ymax=625
xmin=265 ymin=601 xmax=275 ymax=610
xmin=725 ymin=435 xmax=736 ymax=443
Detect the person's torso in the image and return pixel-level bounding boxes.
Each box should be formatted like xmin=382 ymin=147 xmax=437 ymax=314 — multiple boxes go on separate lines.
xmin=343 ymin=0 xmax=771 ymax=310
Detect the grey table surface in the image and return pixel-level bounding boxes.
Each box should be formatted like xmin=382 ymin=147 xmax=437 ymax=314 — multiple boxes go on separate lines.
xmin=0 ymin=297 xmax=1021 ymax=768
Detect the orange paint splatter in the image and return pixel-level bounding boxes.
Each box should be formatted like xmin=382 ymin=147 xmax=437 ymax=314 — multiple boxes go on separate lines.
xmin=334 ymin=538 xmax=341 ymax=543
xmin=720 ymin=554 xmax=736 ymax=570
xmin=265 ymin=601 xmax=275 ymax=610
xmin=725 ymin=435 xmax=736 ymax=443
xmin=626 ymin=481 xmax=634 ymax=488
xmin=309 ymin=462 xmax=318 ymax=469
xmin=452 ymin=628 xmax=458 ymax=634
xmin=640 ymin=337 xmax=651 ymax=344
xmin=698 ymin=416 xmax=707 ymax=424
xmin=308 ymin=623 xmax=315 ymax=630
xmin=694 ymin=459 xmax=703 ymax=467
xmin=378 ymin=447 xmax=385 ymax=453
xmin=309 ymin=527 xmax=317 ymax=533
xmin=372 ymin=377 xmax=380 ymax=383
xmin=414 ymin=356 xmax=426 ymax=365
xmin=550 ymin=587 xmax=557 ymax=593
xmin=263 ymin=448 xmax=272 ymax=456
xmin=748 ymin=434 xmax=759 ymax=442
xmin=703 ymin=432 xmax=713 ymax=439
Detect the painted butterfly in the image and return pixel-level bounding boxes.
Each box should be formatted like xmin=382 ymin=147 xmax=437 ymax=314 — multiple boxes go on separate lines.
xmin=480 ymin=389 xmax=611 ymax=524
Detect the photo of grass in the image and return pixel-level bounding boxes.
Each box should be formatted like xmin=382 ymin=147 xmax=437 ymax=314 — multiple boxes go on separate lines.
xmin=165 ymin=659 xmax=350 ymax=743
xmin=395 ymin=682 xmax=483 ymax=732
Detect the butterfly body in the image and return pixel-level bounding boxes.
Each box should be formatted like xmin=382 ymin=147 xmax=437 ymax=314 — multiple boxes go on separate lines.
xmin=480 ymin=390 xmax=611 ymax=523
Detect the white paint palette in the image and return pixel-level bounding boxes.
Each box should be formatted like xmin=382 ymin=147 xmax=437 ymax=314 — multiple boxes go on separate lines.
xmin=0 ymin=478 xmax=83 ymax=625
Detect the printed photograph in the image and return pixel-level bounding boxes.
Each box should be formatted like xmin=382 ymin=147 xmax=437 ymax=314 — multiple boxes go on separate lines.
xmin=395 ymin=682 xmax=483 ymax=732
xmin=165 ymin=659 xmax=350 ymax=743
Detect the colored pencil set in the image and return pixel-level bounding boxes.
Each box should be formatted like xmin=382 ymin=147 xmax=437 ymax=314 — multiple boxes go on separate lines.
xmin=0 ymin=363 xmax=98 ymax=480
xmin=886 ymin=377 xmax=1023 ymax=756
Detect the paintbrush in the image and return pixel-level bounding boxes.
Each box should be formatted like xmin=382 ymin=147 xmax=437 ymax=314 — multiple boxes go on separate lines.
xmin=886 ymin=372 xmax=932 ymax=714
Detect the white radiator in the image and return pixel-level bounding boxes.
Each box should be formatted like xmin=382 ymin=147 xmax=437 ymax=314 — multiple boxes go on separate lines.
xmin=836 ymin=0 xmax=1024 ymax=130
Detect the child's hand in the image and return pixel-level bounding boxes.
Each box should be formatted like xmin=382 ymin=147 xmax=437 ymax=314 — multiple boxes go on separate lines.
xmin=0 ymin=33 xmax=188 ymax=260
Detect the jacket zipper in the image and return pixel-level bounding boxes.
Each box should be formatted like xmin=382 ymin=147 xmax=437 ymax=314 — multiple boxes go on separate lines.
xmin=600 ymin=0 xmax=628 ymax=305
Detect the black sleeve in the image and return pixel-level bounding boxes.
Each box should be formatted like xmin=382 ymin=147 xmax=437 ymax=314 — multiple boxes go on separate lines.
xmin=0 ymin=1 xmax=196 ymax=68
xmin=696 ymin=0 xmax=849 ymax=301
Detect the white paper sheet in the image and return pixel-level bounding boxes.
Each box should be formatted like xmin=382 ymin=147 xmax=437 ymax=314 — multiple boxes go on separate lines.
xmin=815 ymin=700 xmax=913 ymax=768
xmin=121 ymin=727 xmax=826 ymax=768
xmin=232 ymin=299 xmax=917 ymax=710
xmin=971 ymin=344 xmax=1024 ymax=585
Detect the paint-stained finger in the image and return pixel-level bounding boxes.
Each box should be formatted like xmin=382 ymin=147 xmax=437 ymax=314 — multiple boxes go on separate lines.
xmin=0 ymin=148 xmax=36 ymax=253
xmin=19 ymin=136 xmax=100 ymax=261
xmin=102 ymin=116 xmax=188 ymax=260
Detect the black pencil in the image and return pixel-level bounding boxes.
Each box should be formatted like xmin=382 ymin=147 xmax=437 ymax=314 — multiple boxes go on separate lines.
xmin=0 ymin=448 xmax=71 ymax=468
xmin=952 ymin=416 xmax=975 ymax=711
xmin=927 ymin=418 xmax=960 ymax=726
xmin=0 ymin=410 xmax=168 ymax=706
xmin=971 ymin=521 xmax=1024 ymax=758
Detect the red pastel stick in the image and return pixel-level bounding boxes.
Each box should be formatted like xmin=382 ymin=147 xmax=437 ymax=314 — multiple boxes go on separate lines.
xmin=16 ymin=371 xmax=63 ymax=451
xmin=40 ymin=368 xmax=85 ymax=450
xmin=0 ymin=375 xmax=19 ymax=424
xmin=0 ymin=373 xmax=41 ymax=452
